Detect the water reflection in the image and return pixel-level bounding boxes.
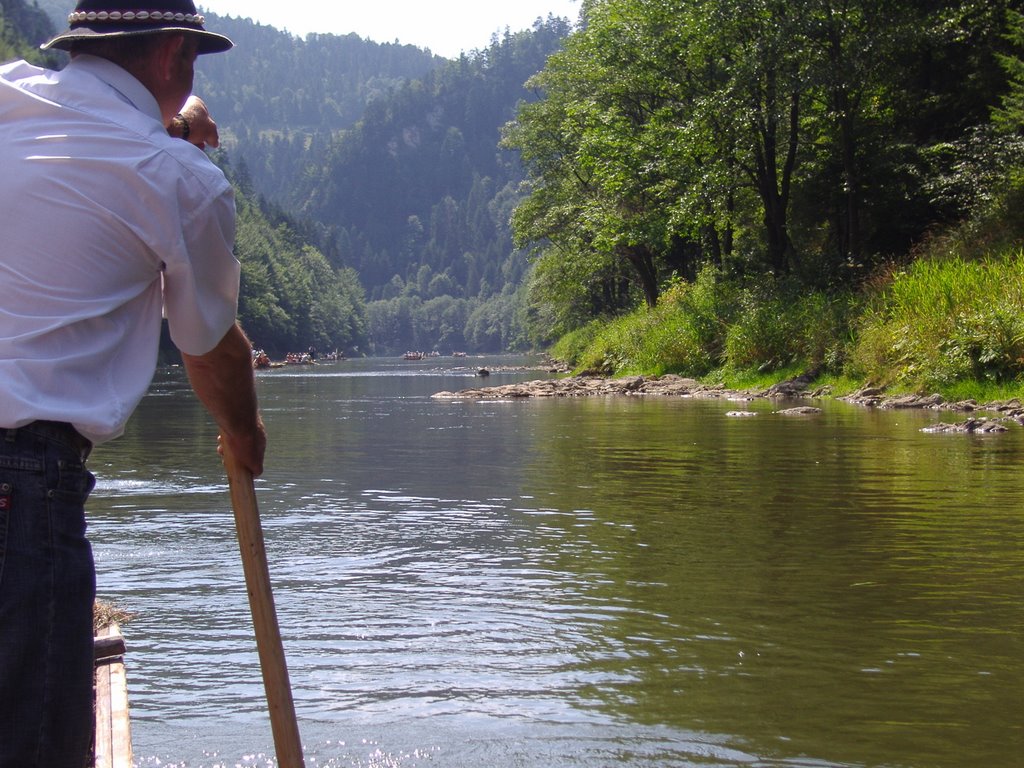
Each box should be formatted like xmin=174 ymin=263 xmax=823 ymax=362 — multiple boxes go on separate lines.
xmin=520 ymin=397 xmax=1024 ymax=766
xmin=87 ymin=360 xmax=1024 ymax=767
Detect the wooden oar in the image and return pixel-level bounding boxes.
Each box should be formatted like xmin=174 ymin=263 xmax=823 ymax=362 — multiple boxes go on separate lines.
xmin=224 ymin=451 xmax=305 ymax=768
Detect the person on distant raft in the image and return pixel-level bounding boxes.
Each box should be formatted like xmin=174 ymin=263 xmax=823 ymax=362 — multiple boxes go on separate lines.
xmin=0 ymin=2 xmax=265 ymax=766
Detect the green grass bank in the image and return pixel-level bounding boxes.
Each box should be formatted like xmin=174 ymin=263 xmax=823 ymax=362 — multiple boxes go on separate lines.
xmin=549 ymin=188 xmax=1024 ymax=405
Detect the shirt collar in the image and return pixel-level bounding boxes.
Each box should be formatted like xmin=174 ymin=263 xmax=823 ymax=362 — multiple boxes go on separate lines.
xmin=61 ymin=55 xmax=162 ymax=124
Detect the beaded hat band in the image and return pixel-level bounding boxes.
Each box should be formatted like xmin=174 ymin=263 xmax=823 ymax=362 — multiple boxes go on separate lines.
xmin=67 ymin=11 xmax=207 ymax=25
xmin=42 ymin=1 xmax=232 ymax=55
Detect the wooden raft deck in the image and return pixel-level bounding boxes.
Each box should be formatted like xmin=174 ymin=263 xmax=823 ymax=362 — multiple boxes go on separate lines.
xmin=93 ymin=623 xmax=133 ymax=768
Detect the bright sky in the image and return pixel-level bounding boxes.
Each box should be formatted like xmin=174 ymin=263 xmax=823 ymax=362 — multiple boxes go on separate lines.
xmin=198 ymin=1 xmax=581 ymax=59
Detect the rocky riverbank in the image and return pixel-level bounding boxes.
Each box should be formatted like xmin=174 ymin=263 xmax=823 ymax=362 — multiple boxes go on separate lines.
xmin=432 ymin=372 xmax=1024 ymax=434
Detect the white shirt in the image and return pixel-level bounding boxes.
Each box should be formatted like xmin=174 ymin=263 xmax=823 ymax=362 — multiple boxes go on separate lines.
xmin=0 ymin=55 xmax=240 ymax=445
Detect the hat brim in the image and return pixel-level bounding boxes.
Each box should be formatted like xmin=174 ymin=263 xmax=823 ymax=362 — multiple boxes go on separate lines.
xmin=41 ymin=27 xmax=233 ymax=55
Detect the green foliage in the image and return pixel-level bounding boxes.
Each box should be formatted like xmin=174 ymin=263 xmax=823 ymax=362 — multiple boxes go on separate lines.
xmin=993 ymin=9 xmax=1024 ymax=132
xmin=572 ymin=268 xmax=736 ymax=376
xmin=849 ymin=251 xmax=1024 ymax=390
xmin=560 ymin=267 xmax=857 ymax=379
xmin=548 ymin=320 xmax=605 ymax=367
xmin=923 ymin=377 xmax=1024 ymax=404
xmin=504 ymin=0 xmax=705 ymax=309
xmin=195 ymin=13 xmax=573 ymax=355
xmin=363 ymin=284 xmax=527 ymax=355
xmin=724 ymin=282 xmax=856 ymax=374
xmin=193 ymin=14 xmax=443 ymax=136
xmin=520 ymin=242 xmax=638 ymax=346
xmin=281 ymin=21 xmax=569 ymax=286
xmin=366 ymin=295 xmax=469 ymax=355
xmin=642 ymin=271 xmax=738 ymax=375
xmin=1 ymin=0 xmax=58 ymax=65
xmin=464 ymin=287 xmax=527 ymax=352
xmin=508 ymin=0 xmax=1020 ymax=337
xmin=724 ymin=288 xmax=803 ymax=372
xmin=230 ymin=174 xmax=368 ymax=356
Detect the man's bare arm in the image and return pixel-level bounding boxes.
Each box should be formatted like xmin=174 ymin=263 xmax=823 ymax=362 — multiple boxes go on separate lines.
xmin=181 ymin=323 xmax=266 ymax=475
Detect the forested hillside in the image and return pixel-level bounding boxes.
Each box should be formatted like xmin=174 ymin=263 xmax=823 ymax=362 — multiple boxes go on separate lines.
xmin=292 ymin=18 xmax=572 ymax=353
xmin=191 ymin=13 xmax=447 ymax=209
xmin=227 ymin=168 xmax=368 ymax=357
xmin=0 ymin=0 xmax=56 ymax=63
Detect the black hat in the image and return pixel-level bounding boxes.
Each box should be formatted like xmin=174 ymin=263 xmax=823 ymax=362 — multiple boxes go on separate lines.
xmin=41 ymin=0 xmax=233 ymax=54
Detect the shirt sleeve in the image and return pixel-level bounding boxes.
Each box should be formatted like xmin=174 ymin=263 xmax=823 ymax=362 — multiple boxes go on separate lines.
xmin=161 ymin=176 xmax=240 ymax=356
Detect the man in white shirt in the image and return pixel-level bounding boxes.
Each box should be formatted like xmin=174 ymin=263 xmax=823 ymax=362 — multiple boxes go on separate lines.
xmin=0 ymin=3 xmax=265 ymax=765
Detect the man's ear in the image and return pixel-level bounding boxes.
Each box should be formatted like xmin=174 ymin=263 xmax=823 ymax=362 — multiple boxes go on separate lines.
xmin=155 ymin=33 xmax=186 ymax=81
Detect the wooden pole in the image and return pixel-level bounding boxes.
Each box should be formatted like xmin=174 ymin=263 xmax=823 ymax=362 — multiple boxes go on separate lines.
xmin=224 ymin=452 xmax=305 ymax=768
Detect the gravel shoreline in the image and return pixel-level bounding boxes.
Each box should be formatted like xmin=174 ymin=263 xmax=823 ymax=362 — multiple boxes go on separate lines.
xmin=433 ymin=372 xmax=1024 ymax=434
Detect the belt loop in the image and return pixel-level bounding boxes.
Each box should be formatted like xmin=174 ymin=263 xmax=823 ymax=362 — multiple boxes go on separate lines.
xmin=4 ymin=428 xmax=14 ymax=444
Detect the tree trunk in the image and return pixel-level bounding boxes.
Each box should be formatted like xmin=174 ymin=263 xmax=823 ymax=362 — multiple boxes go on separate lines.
xmin=752 ymin=83 xmax=799 ymax=276
xmin=619 ymin=244 xmax=660 ymax=308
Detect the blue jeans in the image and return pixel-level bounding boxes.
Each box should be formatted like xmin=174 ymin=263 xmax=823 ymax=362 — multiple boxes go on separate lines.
xmin=0 ymin=422 xmax=96 ymax=768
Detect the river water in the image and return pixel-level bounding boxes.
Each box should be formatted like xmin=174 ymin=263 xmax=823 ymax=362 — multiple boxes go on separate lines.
xmin=86 ymin=356 xmax=1024 ymax=767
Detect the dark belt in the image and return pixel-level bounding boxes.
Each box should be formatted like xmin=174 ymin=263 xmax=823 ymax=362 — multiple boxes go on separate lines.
xmin=3 ymin=420 xmax=93 ymax=461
